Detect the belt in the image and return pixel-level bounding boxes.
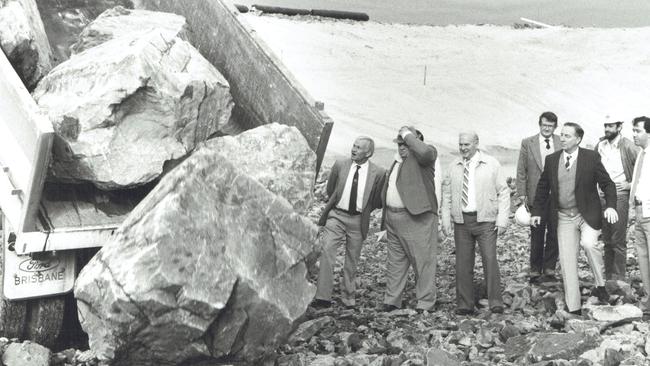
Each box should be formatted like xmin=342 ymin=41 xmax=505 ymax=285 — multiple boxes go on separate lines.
xmin=386 ymin=206 xmax=407 ymax=213
xmin=334 ymin=207 xmax=361 ymax=216
xmin=462 ymin=211 xmax=477 ymax=216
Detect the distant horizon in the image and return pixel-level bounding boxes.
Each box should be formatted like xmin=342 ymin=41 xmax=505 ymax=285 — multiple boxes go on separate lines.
xmin=243 ymin=0 xmax=650 ymax=28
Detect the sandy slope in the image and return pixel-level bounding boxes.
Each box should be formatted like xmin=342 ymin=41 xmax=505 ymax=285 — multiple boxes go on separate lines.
xmin=244 ymin=14 xmax=650 ymax=172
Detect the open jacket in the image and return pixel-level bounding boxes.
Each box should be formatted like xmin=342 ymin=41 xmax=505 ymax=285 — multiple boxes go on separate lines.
xmin=594 ymin=136 xmax=639 ymax=185
xmin=441 ymin=151 xmax=510 ymax=227
xmin=532 ymin=148 xmax=616 ymax=230
xmin=516 ymin=133 xmax=561 ymax=205
xmin=318 ymin=159 xmax=386 ymax=239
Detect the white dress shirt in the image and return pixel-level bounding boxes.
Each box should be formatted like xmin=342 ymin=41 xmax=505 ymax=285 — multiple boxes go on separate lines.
xmin=562 ymin=149 xmax=579 ymax=170
xmin=462 ymin=151 xmax=481 ymax=212
xmin=386 ymin=156 xmax=405 ymax=208
xmin=633 ymin=146 xmax=650 ymax=203
xmin=539 ymin=135 xmax=555 ymax=167
xmin=337 ymin=160 xmax=369 ymax=212
xmin=598 ymin=136 xmax=626 ymax=184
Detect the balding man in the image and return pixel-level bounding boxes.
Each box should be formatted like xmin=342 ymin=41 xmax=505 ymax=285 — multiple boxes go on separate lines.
xmin=442 ymin=132 xmax=509 ymax=315
xmin=313 ymin=137 xmax=386 ymax=309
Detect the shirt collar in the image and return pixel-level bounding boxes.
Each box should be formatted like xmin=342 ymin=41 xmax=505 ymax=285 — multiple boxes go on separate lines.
xmin=457 ymin=150 xmax=483 ymax=165
xmin=563 ymin=148 xmax=579 ymax=160
xmin=354 ymin=160 xmax=369 ymax=169
xmin=602 ymin=135 xmax=621 ymax=148
xmin=539 ymin=134 xmax=552 ymax=143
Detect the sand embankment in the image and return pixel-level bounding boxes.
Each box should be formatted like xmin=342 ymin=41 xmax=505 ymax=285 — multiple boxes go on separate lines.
xmin=243 ymin=14 xmax=650 ymax=172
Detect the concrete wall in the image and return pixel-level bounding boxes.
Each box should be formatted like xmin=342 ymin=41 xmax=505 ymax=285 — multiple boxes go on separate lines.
xmin=134 ymin=0 xmax=332 ymax=153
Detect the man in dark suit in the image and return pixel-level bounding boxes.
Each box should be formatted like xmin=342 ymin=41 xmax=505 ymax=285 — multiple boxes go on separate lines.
xmin=381 ymin=126 xmax=438 ymax=312
xmin=313 ymin=137 xmax=386 ymax=308
xmin=516 ymin=111 xmax=562 ymax=283
xmin=531 ymin=122 xmax=618 ymax=313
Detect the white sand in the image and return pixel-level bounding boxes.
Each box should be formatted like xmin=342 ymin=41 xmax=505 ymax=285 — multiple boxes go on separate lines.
xmin=244 ymin=14 xmax=650 ymax=171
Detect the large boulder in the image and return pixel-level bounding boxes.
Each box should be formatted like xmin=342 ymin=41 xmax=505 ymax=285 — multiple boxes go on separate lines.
xmin=74 ymin=143 xmax=319 ymax=365
xmin=0 ymin=0 xmax=53 ymax=90
xmin=203 ymin=123 xmax=315 ymax=212
xmin=71 ymin=6 xmax=188 ymax=54
xmin=33 ymin=29 xmax=234 ymax=189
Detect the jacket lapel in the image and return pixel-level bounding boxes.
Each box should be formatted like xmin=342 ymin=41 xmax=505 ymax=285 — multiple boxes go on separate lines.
xmin=550 ymin=151 xmax=560 ymax=196
xmin=553 ymin=135 xmax=561 ymax=152
xmin=337 ymin=161 xmax=352 ymax=199
xmin=362 ymin=162 xmax=377 ymax=209
xmin=532 ymin=135 xmax=544 ymax=171
xmin=575 ymin=147 xmax=586 ymax=188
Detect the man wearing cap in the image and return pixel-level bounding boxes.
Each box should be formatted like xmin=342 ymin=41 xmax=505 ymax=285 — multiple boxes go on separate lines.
xmin=595 ymin=118 xmax=639 ymax=281
xmin=441 ymin=132 xmax=509 ymax=315
xmin=380 ymin=126 xmax=438 ymax=312
xmin=516 ymin=111 xmax=562 ymax=284
xmin=313 ymin=136 xmax=386 ymax=309
xmin=630 ymin=116 xmax=650 ymax=312
xmin=531 ymin=122 xmax=618 ymax=314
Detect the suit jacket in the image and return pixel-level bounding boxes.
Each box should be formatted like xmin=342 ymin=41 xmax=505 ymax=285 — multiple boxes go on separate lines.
xmin=532 ymin=147 xmax=617 ymax=230
xmin=318 ymin=159 xmax=386 ymax=239
xmin=516 ymin=133 xmax=561 ymax=205
xmin=381 ymin=133 xmax=438 ymax=226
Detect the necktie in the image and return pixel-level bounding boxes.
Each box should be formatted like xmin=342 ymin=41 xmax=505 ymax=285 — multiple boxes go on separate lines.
xmin=462 ymin=160 xmax=470 ymax=208
xmin=544 ymin=138 xmax=550 ymax=150
xmin=349 ymin=165 xmax=361 ymax=213
xmin=565 ymin=155 xmax=571 ymax=169
xmin=631 ymin=150 xmax=645 ymax=201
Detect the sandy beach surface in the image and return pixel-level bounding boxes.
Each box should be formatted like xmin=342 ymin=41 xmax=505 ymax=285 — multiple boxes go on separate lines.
xmin=243 ymin=13 xmax=650 ymax=174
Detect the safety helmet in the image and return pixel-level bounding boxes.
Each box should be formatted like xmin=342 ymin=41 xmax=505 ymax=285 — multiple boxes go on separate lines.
xmin=515 ymin=205 xmax=531 ymax=226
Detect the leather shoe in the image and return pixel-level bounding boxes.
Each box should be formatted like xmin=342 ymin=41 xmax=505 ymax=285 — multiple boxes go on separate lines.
xmin=455 ymin=308 xmax=475 ymax=316
xmin=310 ymin=299 xmax=332 ymax=309
xmin=490 ymin=306 xmax=504 ymax=314
xmin=592 ymin=286 xmax=609 ymax=304
xmin=529 ymin=275 xmax=541 ymax=284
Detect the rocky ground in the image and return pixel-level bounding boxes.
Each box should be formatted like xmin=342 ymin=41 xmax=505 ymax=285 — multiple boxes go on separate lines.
xmin=287 ymin=171 xmax=650 ymax=366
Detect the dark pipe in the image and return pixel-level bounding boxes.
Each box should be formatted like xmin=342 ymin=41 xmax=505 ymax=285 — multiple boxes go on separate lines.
xmin=234 ymin=4 xmax=249 ymax=13
xmin=252 ymin=5 xmax=311 ymax=16
xmin=311 ymin=9 xmax=369 ymax=21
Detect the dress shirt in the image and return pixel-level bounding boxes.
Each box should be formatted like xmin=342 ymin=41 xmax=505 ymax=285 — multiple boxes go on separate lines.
xmin=386 ymin=156 xmax=405 ymax=208
xmin=462 ymin=151 xmax=481 ymax=212
xmin=562 ymin=149 xmax=579 ymax=170
xmin=337 ymin=161 xmax=369 ymax=212
xmin=598 ymin=136 xmax=626 ymax=184
xmin=539 ymin=134 xmax=554 ymax=167
xmin=633 ymin=146 xmax=650 ymax=202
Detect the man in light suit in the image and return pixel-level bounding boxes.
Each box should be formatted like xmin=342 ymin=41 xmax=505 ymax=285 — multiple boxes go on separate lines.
xmin=381 ymin=126 xmax=439 ymax=312
xmin=313 ymin=137 xmax=386 ymax=308
xmin=531 ymin=122 xmax=618 ymax=314
xmin=516 ymin=112 xmax=562 ymax=283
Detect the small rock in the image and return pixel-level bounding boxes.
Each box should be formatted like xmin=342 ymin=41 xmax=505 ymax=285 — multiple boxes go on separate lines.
xmin=277 ymin=354 xmax=308 ymax=366
xmin=527 ymin=331 xmax=602 ymax=364
xmin=386 ymin=308 xmax=417 ymax=317
xmin=499 ymin=324 xmax=521 ymax=342
xmin=2 ymin=342 xmax=51 ymax=366
xmin=603 ymin=348 xmax=624 ymax=366
xmin=564 ymin=319 xmax=604 ymax=333
xmin=584 ymin=304 xmax=642 ymax=323
xmin=476 ymin=326 xmax=494 ymax=348
xmin=425 ymin=348 xmax=461 ymax=366
xmin=310 ymin=355 xmax=337 ymax=366
xmin=290 ymin=316 xmax=334 ymax=344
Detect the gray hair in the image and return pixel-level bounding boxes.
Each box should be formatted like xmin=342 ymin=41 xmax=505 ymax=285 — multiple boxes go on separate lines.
xmin=357 ymin=136 xmax=375 ymax=156
xmin=459 ymin=131 xmax=479 ymax=144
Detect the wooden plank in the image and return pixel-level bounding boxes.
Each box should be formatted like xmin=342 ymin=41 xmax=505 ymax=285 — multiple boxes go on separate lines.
xmin=0 ymin=51 xmax=54 ymax=233
xmin=15 ymin=225 xmax=118 ymax=255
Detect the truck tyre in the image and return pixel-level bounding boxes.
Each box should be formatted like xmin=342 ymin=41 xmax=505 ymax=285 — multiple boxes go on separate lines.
xmin=24 ymin=296 xmax=65 ymax=348
xmin=0 ymin=234 xmax=28 ymax=339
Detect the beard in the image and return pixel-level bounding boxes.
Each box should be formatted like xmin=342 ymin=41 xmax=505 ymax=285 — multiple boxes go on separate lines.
xmin=604 ymin=130 xmax=619 ymax=141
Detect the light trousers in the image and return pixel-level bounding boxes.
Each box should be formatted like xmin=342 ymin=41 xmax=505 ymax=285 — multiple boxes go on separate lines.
xmin=383 ymin=209 xmax=438 ymax=310
xmin=633 ymin=205 xmax=650 ymax=298
xmin=557 ymin=211 xmax=605 ymax=312
xmin=315 ymin=209 xmax=363 ymax=306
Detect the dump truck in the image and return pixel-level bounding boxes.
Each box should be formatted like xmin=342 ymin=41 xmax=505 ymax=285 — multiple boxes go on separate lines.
xmin=0 ymin=0 xmax=332 ymax=346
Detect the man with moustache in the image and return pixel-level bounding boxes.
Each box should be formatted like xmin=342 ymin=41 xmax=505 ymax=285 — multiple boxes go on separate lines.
xmin=381 ymin=126 xmax=438 ymax=312
xmin=441 ymin=132 xmax=509 ymax=315
xmin=595 ymin=118 xmax=639 ymax=281
xmin=531 ymin=122 xmax=618 ymax=314
xmin=516 ymin=112 xmax=562 ymax=284
xmin=630 ymin=116 xmax=650 ymax=312
xmin=313 ymin=136 xmax=386 ymax=309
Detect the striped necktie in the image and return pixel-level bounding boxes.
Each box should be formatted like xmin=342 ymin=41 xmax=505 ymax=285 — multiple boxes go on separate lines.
xmin=462 ymin=160 xmax=470 ymax=208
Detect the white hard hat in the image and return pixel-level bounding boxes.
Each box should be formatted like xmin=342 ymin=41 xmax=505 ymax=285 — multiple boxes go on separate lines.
xmin=515 ymin=205 xmax=531 ymax=226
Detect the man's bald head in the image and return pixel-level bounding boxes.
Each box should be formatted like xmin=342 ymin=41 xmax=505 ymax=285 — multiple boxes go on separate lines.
xmin=458 ymin=132 xmax=479 ymax=160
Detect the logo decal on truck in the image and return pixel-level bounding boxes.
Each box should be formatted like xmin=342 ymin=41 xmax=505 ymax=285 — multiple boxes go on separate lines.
xmin=18 ymin=258 xmax=61 ymax=272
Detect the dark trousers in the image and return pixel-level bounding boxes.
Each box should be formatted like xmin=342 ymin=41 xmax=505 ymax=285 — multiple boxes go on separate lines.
xmin=454 ymin=213 xmax=503 ymax=311
xmin=529 ymin=206 xmax=558 ymax=275
xmin=602 ymin=191 xmax=629 ymax=281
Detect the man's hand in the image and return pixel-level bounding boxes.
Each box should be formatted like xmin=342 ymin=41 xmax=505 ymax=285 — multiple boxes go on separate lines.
xmin=495 ymin=225 xmax=507 ymax=236
xmin=615 ymin=181 xmax=631 ymax=191
xmin=530 ymin=216 xmax=541 ymax=227
xmin=398 ymin=126 xmax=414 ymax=138
xmin=604 ymin=208 xmax=619 ymax=224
